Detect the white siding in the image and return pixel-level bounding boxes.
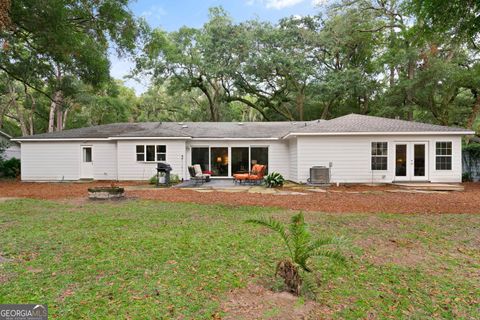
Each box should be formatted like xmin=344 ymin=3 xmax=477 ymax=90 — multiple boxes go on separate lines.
xmin=92 ymin=142 xmax=118 ymax=180
xmin=288 ymin=138 xmax=298 ymax=182
xmin=117 ymin=140 xmax=186 ymax=181
xmin=187 ymin=140 xmax=290 ymax=179
xmin=296 ymin=135 xmax=462 ymax=183
xmin=21 ymin=142 xmax=80 ymax=181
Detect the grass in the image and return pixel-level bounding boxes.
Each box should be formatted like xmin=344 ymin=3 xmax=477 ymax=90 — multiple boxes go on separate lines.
xmin=0 ymin=199 xmax=479 ymax=319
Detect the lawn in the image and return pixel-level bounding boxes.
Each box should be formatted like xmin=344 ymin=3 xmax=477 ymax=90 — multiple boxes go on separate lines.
xmin=0 ymin=199 xmax=479 ymax=319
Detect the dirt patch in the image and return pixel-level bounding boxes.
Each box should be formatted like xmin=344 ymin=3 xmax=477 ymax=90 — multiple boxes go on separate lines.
xmin=357 ymin=237 xmax=430 ymax=266
xmin=1 ymin=181 xmax=480 ymax=214
xmin=220 ymin=283 xmax=318 ymax=320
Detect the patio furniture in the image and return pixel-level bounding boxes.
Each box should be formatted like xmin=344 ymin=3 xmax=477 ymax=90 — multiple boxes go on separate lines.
xmin=233 ymin=164 xmax=267 ymax=185
xmin=188 ymin=165 xmax=211 ymax=185
xmin=193 ymin=164 xmax=211 ymax=182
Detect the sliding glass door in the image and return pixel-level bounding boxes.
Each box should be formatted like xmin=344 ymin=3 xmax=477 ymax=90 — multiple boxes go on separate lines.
xmin=211 ymin=147 xmax=229 ymax=176
xmin=191 ymin=146 xmax=269 ymax=177
xmin=251 ymin=147 xmax=269 ymax=174
xmin=231 ymin=147 xmax=249 ymax=173
xmin=191 ymin=147 xmax=209 ymax=173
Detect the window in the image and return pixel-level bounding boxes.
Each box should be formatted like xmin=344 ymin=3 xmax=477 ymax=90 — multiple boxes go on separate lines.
xmin=83 ymin=147 xmax=92 ymax=163
xmin=136 ymin=145 xmax=167 ymax=162
xmin=136 ymin=145 xmax=145 ymax=161
xmin=371 ymin=142 xmax=388 ymax=170
xmin=156 ymin=145 xmax=166 ymax=161
xmin=436 ymin=141 xmax=452 ymax=170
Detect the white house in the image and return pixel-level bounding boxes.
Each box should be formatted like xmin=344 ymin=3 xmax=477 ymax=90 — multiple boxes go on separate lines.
xmin=0 ymin=130 xmax=21 ymax=160
xmin=12 ymin=114 xmax=474 ymax=183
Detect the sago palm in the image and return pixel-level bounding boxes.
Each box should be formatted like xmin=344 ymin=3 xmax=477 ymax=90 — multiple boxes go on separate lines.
xmin=246 ymin=212 xmax=344 ymax=295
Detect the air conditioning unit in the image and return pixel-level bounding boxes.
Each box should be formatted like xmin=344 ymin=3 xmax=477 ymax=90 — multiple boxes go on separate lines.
xmin=308 ymin=166 xmax=330 ymax=184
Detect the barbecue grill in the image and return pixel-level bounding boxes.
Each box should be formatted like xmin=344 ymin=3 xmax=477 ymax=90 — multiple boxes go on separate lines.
xmin=156 ymin=163 xmax=172 ymax=187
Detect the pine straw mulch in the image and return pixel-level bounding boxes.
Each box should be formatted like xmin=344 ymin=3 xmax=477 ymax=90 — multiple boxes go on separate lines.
xmin=0 ymin=181 xmax=479 ymax=214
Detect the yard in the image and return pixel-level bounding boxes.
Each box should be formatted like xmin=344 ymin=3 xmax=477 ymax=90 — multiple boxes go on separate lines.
xmin=0 ymin=197 xmax=479 ymax=319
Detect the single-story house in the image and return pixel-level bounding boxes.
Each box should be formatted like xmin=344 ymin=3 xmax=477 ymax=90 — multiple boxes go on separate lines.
xmin=0 ymin=130 xmax=21 ymax=160
xmin=12 ymin=114 xmax=474 ymax=183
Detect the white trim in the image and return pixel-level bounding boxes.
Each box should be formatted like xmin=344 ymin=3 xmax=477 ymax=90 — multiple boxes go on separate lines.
xmin=191 ymin=138 xmax=279 ymax=141
xmin=13 ymin=136 xmax=191 ymax=142
xmin=110 ymin=137 xmax=191 ymax=141
xmin=283 ymin=131 xmax=475 ymax=138
xmin=12 ymin=138 xmax=112 ymax=142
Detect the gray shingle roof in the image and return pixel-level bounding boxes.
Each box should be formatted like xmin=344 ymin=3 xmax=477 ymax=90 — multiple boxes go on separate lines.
xmin=15 ymin=114 xmax=472 ymax=141
xmin=289 ymin=114 xmax=471 ymax=134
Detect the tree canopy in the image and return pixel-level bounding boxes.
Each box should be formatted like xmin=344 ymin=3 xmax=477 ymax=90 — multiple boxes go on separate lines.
xmin=0 ymin=0 xmax=479 ymax=137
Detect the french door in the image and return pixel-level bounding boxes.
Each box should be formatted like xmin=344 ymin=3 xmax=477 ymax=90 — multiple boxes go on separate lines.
xmin=394 ymin=142 xmax=428 ymax=181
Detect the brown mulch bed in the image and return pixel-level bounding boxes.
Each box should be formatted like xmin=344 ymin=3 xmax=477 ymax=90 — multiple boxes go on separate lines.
xmin=0 ymin=181 xmax=479 ymax=214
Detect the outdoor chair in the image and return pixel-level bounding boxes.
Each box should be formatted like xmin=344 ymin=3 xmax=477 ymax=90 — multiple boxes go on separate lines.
xmin=233 ymin=164 xmax=266 ymax=185
xmin=188 ymin=166 xmax=207 ymax=185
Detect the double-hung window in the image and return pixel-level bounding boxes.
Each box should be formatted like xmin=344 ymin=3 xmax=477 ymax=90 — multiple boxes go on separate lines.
xmin=136 ymin=145 xmax=167 ymax=162
xmin=371 ymin=142 xmax=388 ymax=170
xmin=435 ymin=142 xmax=452 ymax=170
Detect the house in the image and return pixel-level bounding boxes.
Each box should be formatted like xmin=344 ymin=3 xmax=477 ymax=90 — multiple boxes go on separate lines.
xmin=12 ymin=114 xmax=474 ymax=183
xmin=0 ymin=130 xmax=21 ymax=160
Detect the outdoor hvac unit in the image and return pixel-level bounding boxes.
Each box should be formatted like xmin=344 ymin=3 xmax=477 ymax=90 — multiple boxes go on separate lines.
xmin=308 ymin=166 xmax=331 ymax=184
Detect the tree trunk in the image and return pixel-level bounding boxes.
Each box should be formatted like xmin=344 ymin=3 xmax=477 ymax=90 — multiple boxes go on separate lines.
xmin=24 ymin=84 xmax=35 ymax=135
xmin=62 ymin=109 xmax=69 ymax=130
xmin=8 ymin=83 xmax=28 ymax=136
xmin=296 ymin=87 xmax=305 ymax=121
xmin=48 ymin=97 xmax=56 ymax=133
xmin=321 ymin=99 xmax=334 ymax=119
xmin=406 ymin=59 xmax=415 ymax=121
xmin=467 ymin=90 xmax=480 ymax=129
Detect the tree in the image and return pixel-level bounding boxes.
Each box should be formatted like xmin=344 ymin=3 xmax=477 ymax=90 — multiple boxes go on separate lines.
xmin=0 ymin=0 xmax=140 ymax=132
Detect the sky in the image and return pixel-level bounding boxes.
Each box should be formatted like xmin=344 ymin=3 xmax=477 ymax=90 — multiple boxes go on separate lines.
xmin=110 ymin=0 xmax=326 ymax=95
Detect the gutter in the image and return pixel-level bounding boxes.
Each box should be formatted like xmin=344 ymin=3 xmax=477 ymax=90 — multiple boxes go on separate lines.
xmin=282 ymin=131 xmax=476 ymax=139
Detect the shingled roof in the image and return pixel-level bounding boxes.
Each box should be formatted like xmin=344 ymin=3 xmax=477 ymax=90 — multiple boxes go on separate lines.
xmin=286 ymin=114 xmax=472 ymax=136
xmin=14 ymin=114 xmax=473 ymax=141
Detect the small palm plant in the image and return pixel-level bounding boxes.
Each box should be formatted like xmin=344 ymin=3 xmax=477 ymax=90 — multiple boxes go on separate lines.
xmin=246 ymin=212 xmax=344 ymax=296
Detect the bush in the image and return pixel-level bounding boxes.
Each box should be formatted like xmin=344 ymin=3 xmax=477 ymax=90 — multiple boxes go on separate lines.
xmin=264 ymin=172 xmax=285 ymax=188
xmin=0 ymin=158 xmax=21 ymax=178
xmin=149 ymin=173 xmax=180 ymax=185
xmin=462 ymin=172 xmax=473 ymax=182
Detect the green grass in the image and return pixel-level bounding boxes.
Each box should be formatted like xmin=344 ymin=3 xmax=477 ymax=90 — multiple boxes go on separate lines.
xmin=0 ymin=199 xmax=479 ymax=319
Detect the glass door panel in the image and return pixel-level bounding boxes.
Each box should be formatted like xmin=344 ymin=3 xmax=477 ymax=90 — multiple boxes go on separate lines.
xmin=395 ymin=144 xmax=407 ymax=177
xmin=191 ymin=147 xmax=209 ymax=172
xmin=413 ymin=144 xmax=426 ymax=177
xmin=231 ymin=147 xmax=249 ymax=174
xmin=251 ymin=147 xmax=268 ymax=174
xmin=211 ymin=147 xmax=228 ymax=176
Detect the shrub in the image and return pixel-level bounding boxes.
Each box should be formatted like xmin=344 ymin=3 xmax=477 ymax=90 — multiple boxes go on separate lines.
xmin=149 ymin=173 xmax=180 ymax=185
xmin=246 ymin=212 xmax=345 ymax=296
xmin=0 ymin=158 xmax=21 ymax=178
xmin=462 ymin=172 xmax=473 ymax=182
xmin=264 ymin=172 xmax=285 ymax=188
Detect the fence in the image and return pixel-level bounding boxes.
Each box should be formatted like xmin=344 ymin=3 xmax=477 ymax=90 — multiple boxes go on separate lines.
xmin=463 ymin=150 xmax=480 ymax=182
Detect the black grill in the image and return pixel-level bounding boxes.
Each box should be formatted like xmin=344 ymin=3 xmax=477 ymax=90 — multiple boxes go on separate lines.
xmin=156 ymin=163 xmax=172 ymax=186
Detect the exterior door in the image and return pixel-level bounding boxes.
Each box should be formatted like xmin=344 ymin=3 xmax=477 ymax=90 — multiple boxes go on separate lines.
xmin=394 ymin=142 xmax=428 ymax=181
xmin=80 ymin=146 xmax=94 ymax=179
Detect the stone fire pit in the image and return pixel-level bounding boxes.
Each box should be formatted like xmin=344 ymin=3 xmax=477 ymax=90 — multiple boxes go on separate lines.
xmin=88 ymin=187 xmax=125 ymax=200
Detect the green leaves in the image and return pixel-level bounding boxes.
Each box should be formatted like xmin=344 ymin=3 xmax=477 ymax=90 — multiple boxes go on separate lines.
xmin=246 ymin=212 xmax=345 ymax=273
